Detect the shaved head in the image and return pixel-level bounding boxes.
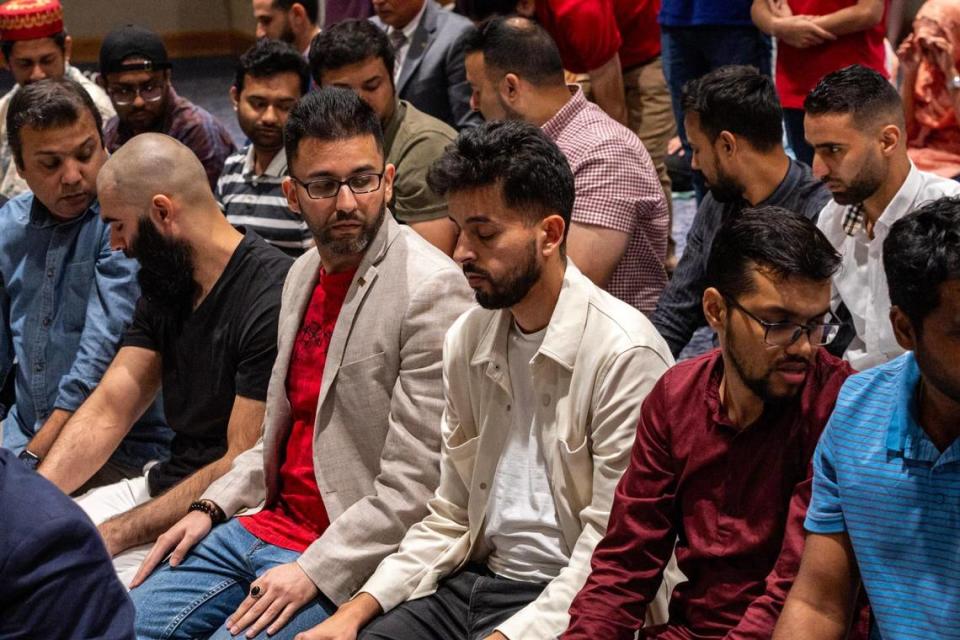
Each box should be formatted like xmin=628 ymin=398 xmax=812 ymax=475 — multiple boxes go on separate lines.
xmin=97 ymin=133 xmax=216 ymax=211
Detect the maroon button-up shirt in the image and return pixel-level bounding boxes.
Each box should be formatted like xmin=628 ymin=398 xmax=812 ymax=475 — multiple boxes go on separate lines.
xmin=564 ymin=348 xmax=853 ymax=640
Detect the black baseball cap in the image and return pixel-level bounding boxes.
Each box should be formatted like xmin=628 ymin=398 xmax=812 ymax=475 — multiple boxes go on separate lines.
xmin=99 ymin=24 xmax=172 ymax=75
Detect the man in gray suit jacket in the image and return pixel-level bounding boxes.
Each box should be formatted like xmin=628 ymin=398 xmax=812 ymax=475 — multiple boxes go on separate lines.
xmin=129 ymin=88 xmax=474 ymax=640
xmin=372 ymin=0 xmax=482 ymax=130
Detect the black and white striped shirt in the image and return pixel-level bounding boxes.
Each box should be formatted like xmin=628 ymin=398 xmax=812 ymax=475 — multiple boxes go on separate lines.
xmin=216 ymin=146 xmax=314 ymax=257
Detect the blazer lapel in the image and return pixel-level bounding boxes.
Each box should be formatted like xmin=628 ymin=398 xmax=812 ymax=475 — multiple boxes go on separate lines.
xmin=397 ymin=0 xmax=437 ymax=94
xmin=312 ymin=216 xmax=396 ymax=420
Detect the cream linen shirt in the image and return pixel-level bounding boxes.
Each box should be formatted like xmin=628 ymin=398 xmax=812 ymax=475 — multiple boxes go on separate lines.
xmin=360 ymin=262 xmax=679 ymax=640
xmin=0 ymin=65 xmax=115 ymax=200
xmin=817 ymin=164 xmax=960 ymax=371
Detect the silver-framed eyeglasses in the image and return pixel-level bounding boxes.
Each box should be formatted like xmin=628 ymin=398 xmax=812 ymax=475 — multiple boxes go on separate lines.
xmin=723 ymin=295 xmax=843 ymax=347
xmin=107 ymin=81 xmax=166 ymax=106
xmin=291 ymin=172 xmax=385 ymax=200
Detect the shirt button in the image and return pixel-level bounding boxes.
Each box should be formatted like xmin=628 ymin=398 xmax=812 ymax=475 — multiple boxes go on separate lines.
xmin=479 ymin=482 xmax=488 ymax=490
xmin=34 ymin=362 xmax=43 ymax=372
xmin=541 ymin=394 xmax=551 ymax=406
xmin=506 ymin=404 xmax=511 ymax=412
xmin=42 ymin=317 xmax=51 ymax=327
xmin=46 ymin=267 xmax=54 ymax=278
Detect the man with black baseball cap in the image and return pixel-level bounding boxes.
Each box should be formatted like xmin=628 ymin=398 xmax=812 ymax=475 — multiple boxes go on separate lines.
xmin=97 ymin=24 xmax=235 ymax=190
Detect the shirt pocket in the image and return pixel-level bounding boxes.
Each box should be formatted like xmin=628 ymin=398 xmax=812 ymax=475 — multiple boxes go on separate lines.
xmin=61 ymin=260 xmax=95 ymax=333
xmin=335 ymin=351 xmax=390 ymax=428
xmin=442 ymin=420 xmax=480 ymax=484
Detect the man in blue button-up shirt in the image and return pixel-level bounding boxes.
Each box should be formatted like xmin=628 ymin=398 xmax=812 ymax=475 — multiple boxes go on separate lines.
xmin=0 ymin=77 xmax=169 ymax=487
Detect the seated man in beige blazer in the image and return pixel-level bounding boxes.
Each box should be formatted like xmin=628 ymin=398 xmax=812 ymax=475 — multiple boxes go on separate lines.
xmin=300 ymin=120 xmax=676 ymax=640
xmin=128 ymin=88 xmax=474 ymax=640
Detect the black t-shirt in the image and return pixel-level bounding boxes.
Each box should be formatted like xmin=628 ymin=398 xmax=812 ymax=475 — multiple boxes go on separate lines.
xmin=123 ymin=231 xmax=292 ymax=495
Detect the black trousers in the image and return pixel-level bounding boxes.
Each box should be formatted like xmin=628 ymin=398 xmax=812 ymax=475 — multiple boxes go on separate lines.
xmin=359 ymin=565 xmax=546 ymax=640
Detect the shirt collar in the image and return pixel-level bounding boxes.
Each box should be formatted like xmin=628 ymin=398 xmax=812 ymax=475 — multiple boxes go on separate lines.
xmin=28 ymin=194 xmax=97 ymax=229
xmin=886 ymin=351 xmax=954 ymax=464
xmin=541 ymin=85 xmax=587 ymax=140
xmin=841 ymin=163 xmax=923 ymax=237
xmin=470 ymin=260 xmax=592 ymax=373
xmin=241 ymin=144 xmax=287 ymax=179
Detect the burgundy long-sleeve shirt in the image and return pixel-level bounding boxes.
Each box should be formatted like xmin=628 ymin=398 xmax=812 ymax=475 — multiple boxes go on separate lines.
xmin=563 ymin=349 xmax=853 ymax=640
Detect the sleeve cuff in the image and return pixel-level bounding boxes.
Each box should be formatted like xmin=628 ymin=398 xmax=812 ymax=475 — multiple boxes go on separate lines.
xmin=803 ymin=514 xmax=846 ymax=534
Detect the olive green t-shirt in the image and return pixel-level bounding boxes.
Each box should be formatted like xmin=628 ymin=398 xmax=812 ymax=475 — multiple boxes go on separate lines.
xmin=384 ymin=100 xmax=457 ymax=223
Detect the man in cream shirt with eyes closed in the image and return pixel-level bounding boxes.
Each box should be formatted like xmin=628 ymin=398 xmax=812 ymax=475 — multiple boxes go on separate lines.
xmin=299 ymin=120 xmax=678 ymax=640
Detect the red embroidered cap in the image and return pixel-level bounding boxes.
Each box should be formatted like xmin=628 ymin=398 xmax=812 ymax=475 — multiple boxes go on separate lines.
xmin=0 ymin=0 xmax=64 ymax=42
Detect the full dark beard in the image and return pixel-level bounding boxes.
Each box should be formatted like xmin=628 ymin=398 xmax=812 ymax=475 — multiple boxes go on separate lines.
xmin=464 ymin=239 xmax=541 ymax=309
xmin=129 ymin=216 xmax=199 ymax=330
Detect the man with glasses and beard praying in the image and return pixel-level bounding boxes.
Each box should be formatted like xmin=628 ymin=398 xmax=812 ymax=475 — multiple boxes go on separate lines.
xmin=37 ymin=133 xmax=292 ymax=588
xmin=652 ymin=65 xmax=829 ymax=359
xmin=299 ymin=120 xmax=673 ymax=640
xmin=563 ymin=208 xmax=854 ymax=640
xmin=128 ymin=88 xmax=472 ymax=640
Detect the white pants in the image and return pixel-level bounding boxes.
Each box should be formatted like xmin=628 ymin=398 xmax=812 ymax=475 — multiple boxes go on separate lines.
xmin=76 ymin=475 xmax=154 ymax=588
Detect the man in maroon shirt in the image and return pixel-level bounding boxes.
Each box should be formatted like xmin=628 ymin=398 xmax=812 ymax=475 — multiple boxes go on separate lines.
xmin=563 ymin=207 xmax=853 ymax=639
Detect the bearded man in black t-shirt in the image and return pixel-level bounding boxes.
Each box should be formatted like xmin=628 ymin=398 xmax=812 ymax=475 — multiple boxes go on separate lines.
xmin=37 ymin=133 xmax=292 ymax=586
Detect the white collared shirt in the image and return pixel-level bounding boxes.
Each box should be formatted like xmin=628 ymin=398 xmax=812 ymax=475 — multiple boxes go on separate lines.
xmin=387 ymin=0 xmax=427 ymax=85
xmin=817 ymin=164 xmax=960 ymax=371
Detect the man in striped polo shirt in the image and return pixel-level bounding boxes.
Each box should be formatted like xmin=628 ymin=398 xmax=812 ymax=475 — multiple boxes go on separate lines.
xmin=218 ymin=39 xmax=313 ymax=256
xmin=775 ymin=196 xmax=960 ymax=639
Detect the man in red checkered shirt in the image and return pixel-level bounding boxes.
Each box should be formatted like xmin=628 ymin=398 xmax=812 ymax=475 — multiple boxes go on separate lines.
xmin=462 ymin=16 xmax=669 ymax=316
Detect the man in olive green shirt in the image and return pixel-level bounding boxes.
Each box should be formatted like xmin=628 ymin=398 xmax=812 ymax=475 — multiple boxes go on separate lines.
xmin=309 ymin=19 xmax=458 ymax=255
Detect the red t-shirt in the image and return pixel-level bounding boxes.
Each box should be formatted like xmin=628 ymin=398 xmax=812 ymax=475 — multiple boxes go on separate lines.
xmin=240 ymin=267 xmax=356 ymax=552
xmin=775 ymin=0 xmax=889 ymax=109
xmin=536 ymin=0 xmax=661 ymax=74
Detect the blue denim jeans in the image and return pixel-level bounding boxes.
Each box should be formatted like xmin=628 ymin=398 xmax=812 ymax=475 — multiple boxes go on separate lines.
xmin=132 ymin=519 xmax=335 ymax=640
xmin=661 ymin=25 xmax=773 ymax=201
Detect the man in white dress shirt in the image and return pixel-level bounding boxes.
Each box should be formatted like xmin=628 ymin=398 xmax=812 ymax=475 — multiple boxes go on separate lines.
xmin=804 ymin=64 xmax=960 ymax=371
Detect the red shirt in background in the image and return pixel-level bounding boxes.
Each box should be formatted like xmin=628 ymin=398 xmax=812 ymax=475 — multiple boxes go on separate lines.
xmin=563 ymin=349 xmax=854 ymax=640
xmin=776 ymin=0 xmax=888 ymax=109
xmin=240 ymin=268 xmax=356 ymax=552
xmin=536 ymin=0 xmax=661 ymax=74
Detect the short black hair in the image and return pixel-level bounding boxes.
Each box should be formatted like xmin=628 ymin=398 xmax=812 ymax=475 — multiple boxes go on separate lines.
xmin=884 ymin=196 xmax=960 ymax=331
xmin=274 ymin=0 xmax=320 ymax=25
xmin=428 ymin=120 xmax=574 ymax=235
xmin=681 ymin=65 xmax=783 ymax=152
xmin=461 ymin=16 xmax=564 ymax=87
xmin=284 ymin=86 xmax=383 ymax=168
xmin=308 ymin=19 xmax=394 ymax=86
xmin=707 ymin=207 xmax=841 ymax=299
xmin=7 ymin=78 xmax=103 ymax=169
xmin=804 ymin=64 xmax=904 ymax=128
xmin=454 ymin=0 xmax=519 ymax=22
xmin=0 ymin=31 xmax=67 ymax=65
xmin=235 ymin=38 xmax=310 ymax=95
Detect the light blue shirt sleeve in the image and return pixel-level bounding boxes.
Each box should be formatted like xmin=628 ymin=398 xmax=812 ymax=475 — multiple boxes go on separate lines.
xmin=804 ymin=422 xmax=847 ymax=534
xmin=53 ymin=220 xmax=140 ymax=413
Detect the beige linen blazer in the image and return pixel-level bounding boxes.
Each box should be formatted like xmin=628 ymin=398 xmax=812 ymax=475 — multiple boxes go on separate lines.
xmin=200 ymin=214 xmax=474 ymax=604
xmin=361 ymin=262 xmax=676 ymax=639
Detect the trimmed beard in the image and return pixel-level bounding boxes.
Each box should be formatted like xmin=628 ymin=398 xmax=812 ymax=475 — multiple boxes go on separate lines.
xmin=463 ymin=238 xmax=541 ymax=309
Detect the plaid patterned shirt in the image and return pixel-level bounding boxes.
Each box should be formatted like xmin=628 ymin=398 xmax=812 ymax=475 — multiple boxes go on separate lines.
xmin=542 ymin=87 xmax=668 ymax=316
xmin=841 ymin=203 xmax=865 ymax=236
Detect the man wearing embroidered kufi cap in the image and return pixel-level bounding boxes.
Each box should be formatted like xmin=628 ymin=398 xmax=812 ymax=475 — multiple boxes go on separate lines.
xmin=0 ymin=0 xmax=115 ymax=199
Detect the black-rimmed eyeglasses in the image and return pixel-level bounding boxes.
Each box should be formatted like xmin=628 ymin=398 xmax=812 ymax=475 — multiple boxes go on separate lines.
xmin=723 ymin=296 xmax=843 ymax=347
xmin=291 ymin=172 xmax=384 ymax=200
